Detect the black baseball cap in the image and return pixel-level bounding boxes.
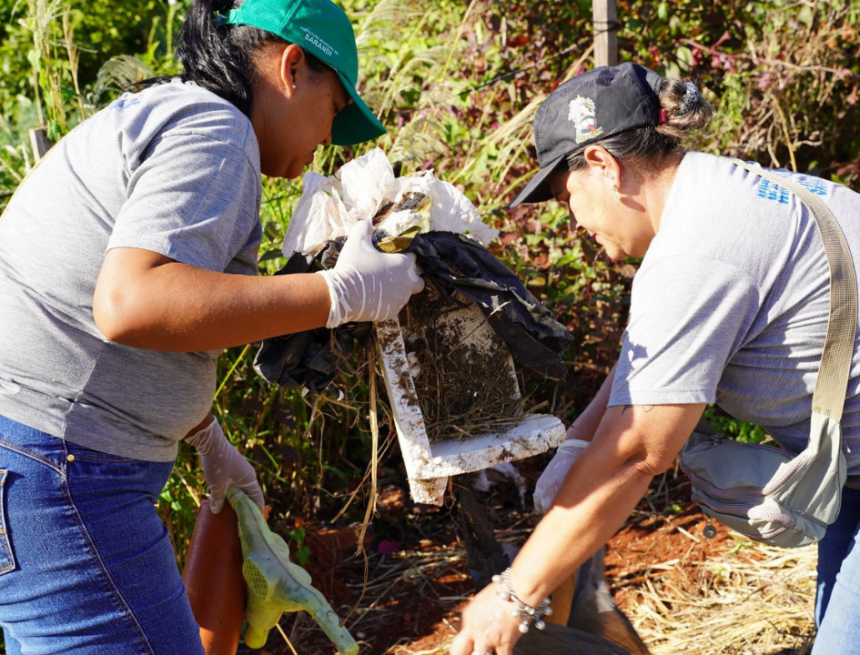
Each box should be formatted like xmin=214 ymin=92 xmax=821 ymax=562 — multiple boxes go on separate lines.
xmin=509 ymin=63 xmax=665 ymax=207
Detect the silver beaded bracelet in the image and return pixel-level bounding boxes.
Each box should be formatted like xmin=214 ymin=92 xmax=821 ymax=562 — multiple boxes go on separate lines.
xmin=491 ymin=568 xmax=553 ymax=633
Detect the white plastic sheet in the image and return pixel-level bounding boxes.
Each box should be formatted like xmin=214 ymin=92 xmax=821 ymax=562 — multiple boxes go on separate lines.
xmin=281 ymin=148 xmax=499 ymax=257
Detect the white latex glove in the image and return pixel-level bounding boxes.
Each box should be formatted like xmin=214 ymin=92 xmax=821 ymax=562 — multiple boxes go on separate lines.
xmin=533 ymin=439 xmax=590 ymax=515
xmin=185 ymin=419 xmax=265 ymax=514
xmin=317 ymin=220 xmax=425 ymax=328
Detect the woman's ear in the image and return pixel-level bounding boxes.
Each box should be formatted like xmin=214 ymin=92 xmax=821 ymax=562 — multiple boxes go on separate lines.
xmin=278 ymin=44 xmax=305 ymax=96
xmin=582 ymin=144 xmax=622 ymax=186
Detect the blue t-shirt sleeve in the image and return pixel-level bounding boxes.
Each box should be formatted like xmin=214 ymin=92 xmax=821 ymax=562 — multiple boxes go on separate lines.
xmin=610 ymin=255 xmax=762 ymax=407
xmin=108 ymin=133 xmax=261 ymax=274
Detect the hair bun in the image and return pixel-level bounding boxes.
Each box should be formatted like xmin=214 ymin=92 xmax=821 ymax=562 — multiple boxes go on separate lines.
xmin=677 ymin=81 xmax=699 ymax=116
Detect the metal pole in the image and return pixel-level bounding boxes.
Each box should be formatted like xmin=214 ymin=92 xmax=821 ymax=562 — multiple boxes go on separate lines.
xmin=593 ymin=0 xmax=618 ymax=67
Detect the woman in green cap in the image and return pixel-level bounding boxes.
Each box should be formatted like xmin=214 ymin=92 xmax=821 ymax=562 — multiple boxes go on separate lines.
xmin=0 ymin=0 xmax=422 ymax=652
xmin=453 ymin=62 xmax=860 ymax=655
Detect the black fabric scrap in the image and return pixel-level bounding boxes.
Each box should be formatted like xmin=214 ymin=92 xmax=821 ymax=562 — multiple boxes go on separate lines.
xmin=252 ymin=249 xmax=372 ymax=392
xmin=253 ymin=232 xmax=573 ymax=390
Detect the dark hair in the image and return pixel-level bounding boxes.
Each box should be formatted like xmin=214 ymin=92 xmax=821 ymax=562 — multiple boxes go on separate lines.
xmin=140 ymin=0 xmax=327 ymax=117
xmin=566 ymin=77 xmax=715 ymax=173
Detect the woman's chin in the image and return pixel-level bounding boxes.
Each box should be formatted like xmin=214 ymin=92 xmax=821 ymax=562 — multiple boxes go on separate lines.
xmin=604 ymin=245 xmax=627 ymax=261
xmin=260 ymin=160 xmax=303 ymax=180
xmin=283 ymin=163 xmax=305 ymax=179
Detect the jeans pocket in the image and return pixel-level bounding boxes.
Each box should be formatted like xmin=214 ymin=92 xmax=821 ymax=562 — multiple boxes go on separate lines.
xmin=0 ymin=469 xmax=16 ymax=576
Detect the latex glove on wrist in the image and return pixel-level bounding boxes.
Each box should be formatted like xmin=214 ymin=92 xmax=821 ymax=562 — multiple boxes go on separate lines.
xmin=185 ymin=419 xmax=265 ymax=514
xmin=533 ymin=439 xmax=590 ymax=515
xmin=317 ymin=220 xmax=425 ymax=328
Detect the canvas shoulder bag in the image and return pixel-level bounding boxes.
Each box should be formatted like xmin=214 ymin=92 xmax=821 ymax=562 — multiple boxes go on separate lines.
xmin=678 ymin=159 xmax=856 ymax=548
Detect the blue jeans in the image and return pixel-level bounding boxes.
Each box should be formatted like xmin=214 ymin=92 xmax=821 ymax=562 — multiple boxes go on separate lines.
xmin=0 ymin=414 xmax=204 ymax=655
xmin=814 ymin=485 xmax=860 ymax=653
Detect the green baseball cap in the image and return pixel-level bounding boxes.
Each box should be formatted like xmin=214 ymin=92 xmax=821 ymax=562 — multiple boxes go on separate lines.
xmin=221 ymin=0 xmax=386 ymax=146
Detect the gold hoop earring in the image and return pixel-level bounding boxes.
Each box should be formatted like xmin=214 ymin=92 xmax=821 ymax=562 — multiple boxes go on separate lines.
xmin=613 ymin=184 xmax=621 ymax=202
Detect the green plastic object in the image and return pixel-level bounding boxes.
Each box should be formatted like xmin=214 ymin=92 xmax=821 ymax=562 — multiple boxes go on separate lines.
xmin=227 ymin=487 xmax=359 ymax=655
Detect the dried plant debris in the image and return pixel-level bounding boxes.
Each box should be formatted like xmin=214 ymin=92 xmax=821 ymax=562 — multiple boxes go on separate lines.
xmin=399 ymin=282 xmax=523 ymax=443
xmin=629 ymin=542 xmax=817 ymax=654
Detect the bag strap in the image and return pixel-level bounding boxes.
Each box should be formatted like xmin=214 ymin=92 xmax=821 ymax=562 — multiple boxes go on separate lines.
xmin=732 ymin=159 xmax=858 ymax=422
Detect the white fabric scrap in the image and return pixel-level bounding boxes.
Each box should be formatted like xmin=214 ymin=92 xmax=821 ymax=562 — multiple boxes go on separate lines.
xmin=281 ymin=148 xmax=499 ymax=257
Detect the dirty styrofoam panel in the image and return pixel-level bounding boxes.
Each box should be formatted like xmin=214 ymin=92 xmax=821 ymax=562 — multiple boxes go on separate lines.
xmin=376 ymin=316 xmax=566 ymax=506
xmin=375 ymin=318 xmax=435 ymax=480
xmin=423 ymin=416 xmax=565 ymax=477
xmin=408 ymin=477 xmax=449 ymax=506
xmin=403 ymin=284 xmax=522 ymax=403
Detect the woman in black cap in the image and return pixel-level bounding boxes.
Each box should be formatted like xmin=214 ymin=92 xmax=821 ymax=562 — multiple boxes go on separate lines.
xmin=453 ymin=63 xmax=860 ymax=655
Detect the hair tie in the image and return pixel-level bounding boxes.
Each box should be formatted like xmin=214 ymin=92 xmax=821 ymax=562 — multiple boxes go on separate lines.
xmin=677 ymin=81 xmax=699 ymax=116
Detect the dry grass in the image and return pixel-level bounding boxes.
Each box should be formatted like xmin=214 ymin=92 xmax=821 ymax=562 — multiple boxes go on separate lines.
xmin=276 ymin=482 xmax=818 ymax=655
xmin=285 ymin=540 xmax=467 ymax=654
xmin=622 ymin=541 xmax=816 ymax=655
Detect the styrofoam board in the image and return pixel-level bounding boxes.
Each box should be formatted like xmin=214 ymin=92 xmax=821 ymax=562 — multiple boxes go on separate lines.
xmin=376 ymin=316 xmax=565 ymax=505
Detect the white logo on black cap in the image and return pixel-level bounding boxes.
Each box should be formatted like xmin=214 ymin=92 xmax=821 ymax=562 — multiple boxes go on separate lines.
xmin=568 ymin=96 xmax=603 ymax=144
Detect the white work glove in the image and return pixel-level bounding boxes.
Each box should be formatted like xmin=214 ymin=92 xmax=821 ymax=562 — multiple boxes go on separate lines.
xmin=533 ymin=439 xmax=590 ymax=515
xmin=317 ymin=220 xmax=425 ymax=328
xmin=185 ymin=419 xmax=265 ymax=514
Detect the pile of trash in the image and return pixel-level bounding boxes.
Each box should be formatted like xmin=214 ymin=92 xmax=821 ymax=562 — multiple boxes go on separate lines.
xmin=281 ymin=148 xmax=498 ymax=255
xmin=253 ymin=149 xmax=572 ymax=392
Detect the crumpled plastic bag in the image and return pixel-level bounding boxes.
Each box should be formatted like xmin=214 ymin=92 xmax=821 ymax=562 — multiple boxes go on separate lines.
xmin=281 ymin=148 xmax=498 ymax=257
xmin=281 ymin=172 xmax=349 ymax=257
xmin=406 ymin=231 xmax=573 ymax=380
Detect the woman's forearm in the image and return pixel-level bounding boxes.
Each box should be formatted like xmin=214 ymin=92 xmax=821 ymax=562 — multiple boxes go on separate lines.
xmin=510 ymin=402 xmax=705 ymax=608
xmin=510 ymin=441 xmax=653 ymax=605
xmin=94 ymin=249 xmax=330 ymax=352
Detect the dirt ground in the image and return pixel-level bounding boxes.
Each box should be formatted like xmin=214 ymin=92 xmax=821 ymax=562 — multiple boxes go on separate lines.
xmin=251 ymin=465 xmax=816 ymax=655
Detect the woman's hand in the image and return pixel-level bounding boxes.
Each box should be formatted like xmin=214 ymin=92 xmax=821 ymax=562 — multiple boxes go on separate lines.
xmin=450 ymin=583 xmax=525 ymax=655
xmin=452 ymin=402 xmax=706 ymax=655
xmin=185 ymin=417 xmax=265 ymax=514
xmin=317 ymin=220 xmax=425 ymax=327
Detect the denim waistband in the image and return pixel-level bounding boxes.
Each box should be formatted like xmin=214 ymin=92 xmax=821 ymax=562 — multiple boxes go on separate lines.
xmin=0 ymin=413 xmax=69 ymax=475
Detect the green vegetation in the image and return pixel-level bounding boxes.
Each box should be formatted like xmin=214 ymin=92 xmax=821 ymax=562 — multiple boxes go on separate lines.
xmin=0 ymin=5 xmax=858 ymax=649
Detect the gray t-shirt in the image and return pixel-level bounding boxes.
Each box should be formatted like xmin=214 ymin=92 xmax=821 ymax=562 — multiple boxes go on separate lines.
xmin=0 ymin=79 xmax=262 ymax=461
xmin=610 ymin=151 xmax=860 ymax=475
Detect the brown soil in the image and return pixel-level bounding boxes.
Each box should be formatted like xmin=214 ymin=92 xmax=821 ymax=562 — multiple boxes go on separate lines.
xmin=605 ymin=500 xmax=758 ymax=613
